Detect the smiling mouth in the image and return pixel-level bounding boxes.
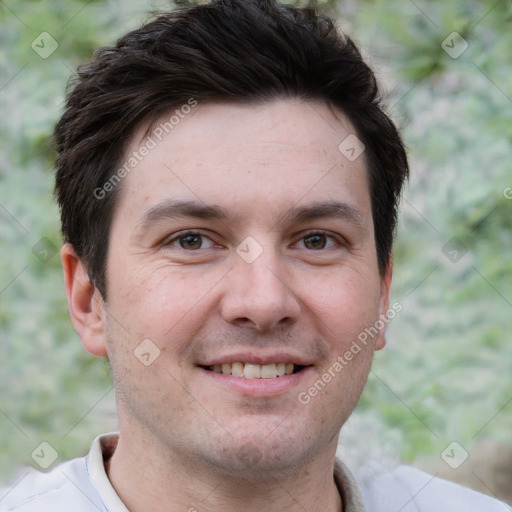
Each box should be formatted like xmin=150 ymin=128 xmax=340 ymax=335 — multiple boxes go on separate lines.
xmin=201 ymin=362 xmax=306 ymax=379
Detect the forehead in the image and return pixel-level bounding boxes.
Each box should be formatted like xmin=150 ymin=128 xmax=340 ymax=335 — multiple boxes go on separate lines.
xmin=113 ymin=99 xmax=371 ymax=227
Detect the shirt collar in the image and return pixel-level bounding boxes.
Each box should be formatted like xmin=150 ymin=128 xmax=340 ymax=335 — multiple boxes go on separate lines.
xmin=334 ymin=458 xmax=367 ymax=511
xmin=88 ymin=432 xmax=366 ymax=512
xmin=87 ymin=433 xmax=129 ymax=512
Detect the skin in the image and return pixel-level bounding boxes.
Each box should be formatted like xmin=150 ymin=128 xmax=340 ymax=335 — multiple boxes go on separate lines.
xmin=62 ymin=98 xmax=392 ymax=512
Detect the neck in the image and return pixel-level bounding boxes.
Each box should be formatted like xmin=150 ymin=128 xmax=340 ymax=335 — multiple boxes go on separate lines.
xmin=107 ymin=428 xmax=343 ymax=512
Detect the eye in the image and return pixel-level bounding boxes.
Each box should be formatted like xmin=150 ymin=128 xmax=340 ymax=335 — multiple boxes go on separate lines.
xmin=166 ymin=231 xmax=217 ymax=250
xmin=298 ymin=232 xmax=339 ymax=250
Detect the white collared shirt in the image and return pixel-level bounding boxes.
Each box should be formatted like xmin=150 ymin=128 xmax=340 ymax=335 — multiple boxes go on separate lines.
xmin=1 ymin=433 xmax=509 ymax=512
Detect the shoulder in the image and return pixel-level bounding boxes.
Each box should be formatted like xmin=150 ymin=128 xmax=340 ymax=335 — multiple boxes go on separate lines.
xmin=0 ymin=456 xmax=106 ymax=512
xmin=355 ymin=463 xmax=511 ymax=512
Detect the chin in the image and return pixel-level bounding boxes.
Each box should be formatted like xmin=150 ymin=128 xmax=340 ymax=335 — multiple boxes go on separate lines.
xmin=199 ymin=418 xmax=329 ymax=480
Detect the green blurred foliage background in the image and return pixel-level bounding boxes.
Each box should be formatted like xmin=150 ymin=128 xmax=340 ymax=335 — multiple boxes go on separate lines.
xmin=1 ymin=0 xmax=511 ymax=485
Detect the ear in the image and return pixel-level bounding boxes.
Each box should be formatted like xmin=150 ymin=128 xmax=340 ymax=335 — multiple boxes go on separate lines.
xmin=375 ymin=257 xmax=393 ymax=351
xmin=61 ymin=243 xmax=108 ymax=357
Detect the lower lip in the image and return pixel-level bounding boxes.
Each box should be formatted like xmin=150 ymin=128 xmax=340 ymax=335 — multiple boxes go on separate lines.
xmin=198 ymin=367 xmax=312 ymax=397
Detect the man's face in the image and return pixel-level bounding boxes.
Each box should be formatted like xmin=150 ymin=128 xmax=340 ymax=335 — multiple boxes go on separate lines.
xmin=101 ymin=99 xmax=391 ymax=476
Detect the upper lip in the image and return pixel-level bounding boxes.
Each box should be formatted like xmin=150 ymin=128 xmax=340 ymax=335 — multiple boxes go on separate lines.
xmin=198 ymin=351 xmax=313 ymax=367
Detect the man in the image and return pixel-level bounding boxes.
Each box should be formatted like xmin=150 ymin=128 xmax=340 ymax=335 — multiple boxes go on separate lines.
xmin=1 ymin=1 xmax=508 ymax=511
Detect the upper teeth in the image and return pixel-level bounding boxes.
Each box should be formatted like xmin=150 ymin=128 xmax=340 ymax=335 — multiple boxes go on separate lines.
xmin=210 ymin=363 xmax=295 ymax=379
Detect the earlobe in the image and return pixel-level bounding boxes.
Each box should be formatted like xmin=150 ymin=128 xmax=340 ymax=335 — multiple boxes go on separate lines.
xmin=61 ymin=243 xmax=108 ymax=357
xmin=375 ymin=257 xmax=393 ymax=351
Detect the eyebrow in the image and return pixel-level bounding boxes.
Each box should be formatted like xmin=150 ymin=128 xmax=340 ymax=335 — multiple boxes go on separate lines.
xmin=135 ymin=199 xmax=366 ymax=233
xmin=136 ymin=200 xmax=230 ymax=231
xmin=281 ymin=201 xmax=366 ymax=230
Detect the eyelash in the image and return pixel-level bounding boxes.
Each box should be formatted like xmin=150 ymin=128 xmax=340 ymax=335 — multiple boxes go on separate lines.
xmin=163 ymin=230 xmax=217 ymax=250
xmin=163 ymin=230 xmax=343 ymax=251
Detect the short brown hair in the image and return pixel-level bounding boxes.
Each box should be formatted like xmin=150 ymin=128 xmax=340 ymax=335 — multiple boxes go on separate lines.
xmin=54 ymin=0 xmax=409 ymax=298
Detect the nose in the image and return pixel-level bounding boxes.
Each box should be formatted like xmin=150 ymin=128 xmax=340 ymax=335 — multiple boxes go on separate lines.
xmin=220 ymin=247 xmax=301 ymax=332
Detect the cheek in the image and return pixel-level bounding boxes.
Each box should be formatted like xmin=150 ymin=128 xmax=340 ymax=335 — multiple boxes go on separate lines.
xmin=302 ymin=267 xmax=381 ymax=343
xmin=109 ymin=261 xmax=223 ymax=341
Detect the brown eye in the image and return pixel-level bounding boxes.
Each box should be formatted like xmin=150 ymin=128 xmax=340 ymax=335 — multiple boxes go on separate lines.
xmin=179 ymin=234 xmax=203 ymax=249
xmin=165 ymin=231 xmax=217 ymax=251
xmin=303 ymin=234 xmax=327 ymax=250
